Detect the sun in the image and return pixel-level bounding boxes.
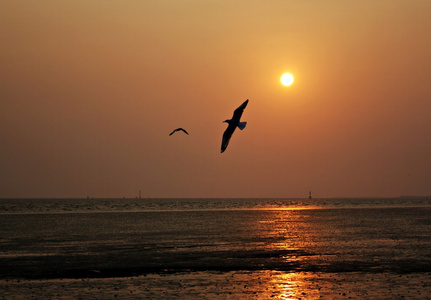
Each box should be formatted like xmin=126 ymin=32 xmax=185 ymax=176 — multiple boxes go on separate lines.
xmin=280 ymin=73 xmax=294 ymax=86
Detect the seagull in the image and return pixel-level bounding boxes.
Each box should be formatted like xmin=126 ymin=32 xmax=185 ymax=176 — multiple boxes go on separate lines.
xmin=169 ymin=128 xmax=189 ymax=136
xmin=221 ymin=99 xmax=248 ymax=153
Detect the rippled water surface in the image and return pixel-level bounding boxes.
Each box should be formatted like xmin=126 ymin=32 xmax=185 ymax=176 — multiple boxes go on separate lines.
xmin=1 ymin=197 xmax=431 ymax=214
xmin=1 ymin=198 xmax=431 ymax=298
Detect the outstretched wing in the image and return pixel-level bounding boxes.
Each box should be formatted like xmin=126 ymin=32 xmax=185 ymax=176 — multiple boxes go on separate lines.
xmin=221 ymin=123 xmax=236 ymax=153
xmin=179 ymin=128 xmax=189 ymax=135
xmin=169 ymin=128 xmax=188 ymax=136
xmin=232 ymin=99 xmax=249 ymax=121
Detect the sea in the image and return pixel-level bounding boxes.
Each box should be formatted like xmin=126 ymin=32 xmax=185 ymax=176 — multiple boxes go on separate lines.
xmin=1 ymin=197 xmax=431 ymax=299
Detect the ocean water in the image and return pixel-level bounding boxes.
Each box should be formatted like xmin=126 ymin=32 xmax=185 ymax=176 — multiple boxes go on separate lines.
xmin=1 ymin=198 xmax=431 ymax=299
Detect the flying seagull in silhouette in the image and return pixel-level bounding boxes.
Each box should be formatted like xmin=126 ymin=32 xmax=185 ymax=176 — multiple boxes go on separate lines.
xmin=169 ymin=128 xmax=189 ymax=136
xmin=221 ymin=99 xmax=248 ymax=153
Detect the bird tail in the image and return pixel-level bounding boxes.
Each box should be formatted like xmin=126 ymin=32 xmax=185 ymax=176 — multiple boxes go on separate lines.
xmin=238 ymin=122 xmax=247 ymax=130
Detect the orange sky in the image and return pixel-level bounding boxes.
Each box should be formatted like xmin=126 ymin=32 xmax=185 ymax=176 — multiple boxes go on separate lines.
xmin=1 ymin=1 xmax=431 ymax=198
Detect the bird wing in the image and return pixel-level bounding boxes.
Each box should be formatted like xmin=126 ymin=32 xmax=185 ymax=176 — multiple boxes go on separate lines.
xmin=221 ymin=123 xmax=236 ymax=153
xmin=232 ymin=99 xmax=249 ymax=121
xmin=169 ymin=128 xmax=189 ymax=136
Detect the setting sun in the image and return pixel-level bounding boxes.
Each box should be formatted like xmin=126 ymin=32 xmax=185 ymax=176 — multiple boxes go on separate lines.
xmin=280 ymin=73 xmax=294 ymax=86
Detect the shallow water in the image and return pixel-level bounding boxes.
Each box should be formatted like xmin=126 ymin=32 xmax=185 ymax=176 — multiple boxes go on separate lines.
xmin=1 ymin=198 xmax=431 ymax=298
xmin=2 ymin=271 xmax=431 ymax=299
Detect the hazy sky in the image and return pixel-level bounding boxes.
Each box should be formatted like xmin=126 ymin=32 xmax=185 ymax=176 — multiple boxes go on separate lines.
xmin=1 ymin=1 xmax=431 ymax=198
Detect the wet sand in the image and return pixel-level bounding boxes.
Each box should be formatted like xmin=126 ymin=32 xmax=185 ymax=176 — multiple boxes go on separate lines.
xmin=2 ymin=271 xmax=431 ymax=299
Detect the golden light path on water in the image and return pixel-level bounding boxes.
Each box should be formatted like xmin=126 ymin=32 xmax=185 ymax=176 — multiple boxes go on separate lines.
xmin=250 ymin=209 xmax=347 ymax=299
xmin=269 ymin=272 xmax=321 ymax=299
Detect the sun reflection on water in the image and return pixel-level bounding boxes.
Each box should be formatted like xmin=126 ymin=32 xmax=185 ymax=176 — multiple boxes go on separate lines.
xmin=270 ymin=272 xmax=317 ymax=299
xmin=253 ymin=210 xmax=324 ymax=299
xmin=236 ymin=270 xmax=324 ymax=299
xmin=257 ymin=209 xmax=314 ymax=252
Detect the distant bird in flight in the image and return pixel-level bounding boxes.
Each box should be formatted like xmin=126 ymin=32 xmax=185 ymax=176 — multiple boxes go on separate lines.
xmin=169 ymin=128 xmax=189 ymax=136
xmin=221 ymin=99 xmax=248 ymax=153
